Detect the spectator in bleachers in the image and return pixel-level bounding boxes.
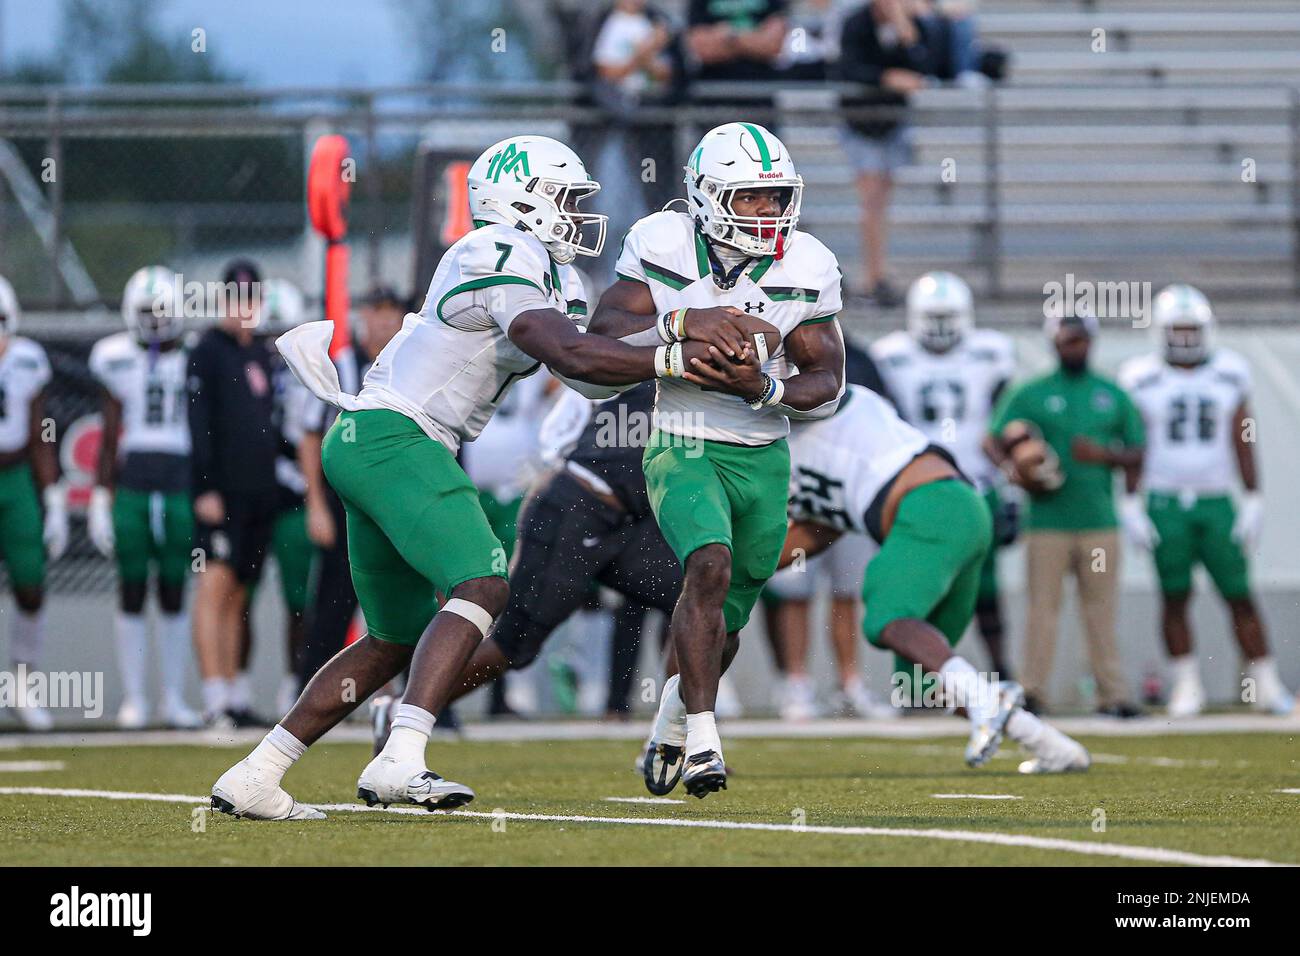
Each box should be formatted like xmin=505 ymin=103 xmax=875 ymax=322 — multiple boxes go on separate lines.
xmin=918 ymin=0 xmax=995 ymax=88
xmin=836 ymin=0 xmax=933 ymax=308
xmin=686 ymin=0 xmax=788 ymax=91
xmin=774 ymin=0 xmax=843 ymax=82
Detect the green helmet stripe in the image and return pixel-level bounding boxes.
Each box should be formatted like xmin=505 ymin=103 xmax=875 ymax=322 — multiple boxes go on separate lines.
xmin=740 ymin=123 xmax=773 ymax=171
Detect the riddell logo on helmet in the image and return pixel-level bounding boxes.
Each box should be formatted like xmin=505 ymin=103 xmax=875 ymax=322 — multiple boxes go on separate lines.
xmin=757 ymin=171 xmax=785 ymax=179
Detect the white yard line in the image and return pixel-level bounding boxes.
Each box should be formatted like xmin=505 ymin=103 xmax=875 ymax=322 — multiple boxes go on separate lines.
xmin=0 ymin=785 xmax=1290 ymax=868
xmin=1277 ymin=789 xmax=1300 ymax=795
xmin=603 ymin=796 xmax=686 ymax=805
xmin=2 ymin=712 xmax=1297 ymax=749
xmin=0 ymin=760 xmax=64 ymax=772
xmin=931 ymin=793 xmax=1023 ymax=800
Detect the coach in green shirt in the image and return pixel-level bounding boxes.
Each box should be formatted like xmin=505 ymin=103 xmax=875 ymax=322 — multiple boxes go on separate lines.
xmin=987 ymin=312 xmax=1144 ymax=717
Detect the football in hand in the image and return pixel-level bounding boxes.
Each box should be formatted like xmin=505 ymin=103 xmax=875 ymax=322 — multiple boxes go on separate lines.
xmin=1002 ymin=420 xmax=1065 ymax=494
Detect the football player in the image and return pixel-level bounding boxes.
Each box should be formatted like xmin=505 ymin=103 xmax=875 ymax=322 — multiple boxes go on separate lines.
xmin=777 ymin=385 xmax=1088 ymax=776
xmin=591 ymin=122 xmax=846 ymax=797
xmin=0 ymin=275 xmax=65 ymax=730
xmin=1118 ymin=285 xmax=1293 ymax=717
xmin=88 ymin=267 xmax=202 ymax=729
xmin=212 ymin=134 xmax=721 ymax=819
xmin=871 ymin=272 xmax=1017 ymax=680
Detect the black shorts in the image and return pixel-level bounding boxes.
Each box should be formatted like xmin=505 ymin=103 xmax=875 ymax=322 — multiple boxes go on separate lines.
xmin=193 ymin=490 xmax=279 ymax=584
xmin=492 ymin=470 xmax=682 ymax=667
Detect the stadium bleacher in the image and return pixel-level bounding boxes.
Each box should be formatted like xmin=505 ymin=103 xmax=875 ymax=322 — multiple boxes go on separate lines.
xmin=785 ymin=0 xmax=1300 ymax=303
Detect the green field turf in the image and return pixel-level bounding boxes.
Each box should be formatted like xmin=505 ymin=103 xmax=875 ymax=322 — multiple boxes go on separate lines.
xmin=1 ymin=732 xmax=1296 ymax=866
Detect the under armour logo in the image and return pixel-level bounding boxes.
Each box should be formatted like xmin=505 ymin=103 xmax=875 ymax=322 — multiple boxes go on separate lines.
xmin=743 ymin=301 xmax=765 ymax=314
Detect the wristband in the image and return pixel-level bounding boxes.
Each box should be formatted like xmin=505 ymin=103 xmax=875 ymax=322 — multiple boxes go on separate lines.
xmin=654 ymin=343 xmax=685 ymax=379
xmin=747 ymin=374 xmax=785 ymax=410
xmin=657 ymin=308 xmax=688 ymax=343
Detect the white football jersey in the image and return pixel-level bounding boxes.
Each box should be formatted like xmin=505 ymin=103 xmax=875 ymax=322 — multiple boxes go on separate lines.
xmin=787 ymin=384 xmax=930 ymax=540
xmin=1118 ymin=349 xmax=1251 ymax=495
xmin=357 ymin=224 xmax=586 ymax=454
xmin=88 ymin=332 xmax=191 ymax=458
xmin=616 ymin=210 xmax=843 ymax=445
xmin=0 ymin=337 xmax=51 ymax=454
xmin=870 ymin=328 xmax=1014 ymax=491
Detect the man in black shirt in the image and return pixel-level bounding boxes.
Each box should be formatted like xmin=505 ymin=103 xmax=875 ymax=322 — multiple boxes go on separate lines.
xmin=187 ymin=259 xmax=280 ymax=726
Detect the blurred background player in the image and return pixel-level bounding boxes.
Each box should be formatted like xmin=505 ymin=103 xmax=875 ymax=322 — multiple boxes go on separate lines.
xmin=0 ymin=275 xmax=66 ymax=730
xmin=763 ymin=338 xmax=898 ymax=721
xmin=1118 ymin=285 xmax=1294 ymax=718
xmin=872 ymin=271 xmax=1018 ymax=680
xmin=986 ymin=311 xmax=1144 ymax=718
xmin=188 ymin=259 xmax=279 ymax=728
xmin=774 ymin=383 xmax=1089 ymax=775
xmin=87 ymin=266 xmax=201 ymax=729
xmin=255 ymin=278 xmax=313 ymax=716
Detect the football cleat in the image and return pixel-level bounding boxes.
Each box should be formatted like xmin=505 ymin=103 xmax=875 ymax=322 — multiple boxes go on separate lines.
xmin=641 ymin=740 xmax=686 ymax=796
xmin=1017 ymin=724 xmax=1091 ymax=774
xmin=965 ymin=680 xmax=1023 ymax=768
xmin=117 ymin=697 xmax=148 ymax=730
xmin=356 ymin=754 xmax=475 ymax=811
xmin=681 ymin=750 xmax=727 ymax=799
xmin=159 ymin=697 xmax=204 ymax=730
xmin=210 ymin=759 xmax=325 ymax=820
xmin=14 ymin=703 xmax=53 ymax=731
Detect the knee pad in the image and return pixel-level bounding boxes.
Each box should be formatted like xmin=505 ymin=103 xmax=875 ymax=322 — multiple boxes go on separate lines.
xmin=14 ymin=586 xmax=43 ymax=614
xmin=119 ymin=580 xmax=148 ymax=615
xmin=158 ymin=581 xmax=186 ymax=615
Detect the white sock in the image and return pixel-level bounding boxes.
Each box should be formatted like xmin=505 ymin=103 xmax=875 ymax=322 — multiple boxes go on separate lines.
xmin=382 ymin=703 xmax=435 ymax=763
xmin=1169 ymin=654 xmax=1200 ymax=682
xmin=115 ymin=612 xmax=149 ymax=704
xmin=158 ymin=611 xmax=191 ymax=706
xmin=938 ymin=657 xmax=999 ymax=721
xmin=10 ymin=608 xmax=44 ymax=668
xmin=650 ymin=674 xmax=687 ymax=746
xmin=202 ymin=677 xmax=229 ymax=717
xmin=229 ymin=671 xmax=252 ymax=711
xmin=1005 ymin=708 xmax=1048 ymax=748
xmin=685 ymin=711 xmax=721 ymax=759
xmin=246 ymin=724 xmax=307 ymax=785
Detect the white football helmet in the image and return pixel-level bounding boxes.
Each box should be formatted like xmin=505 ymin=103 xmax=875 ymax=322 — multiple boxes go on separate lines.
xmin=467 ymin=135 xmax=606 ymax=265
xmin=1152 ymin=283 xmax=1214 ymax=364
xmin=907 ymin=271 xmax=974 ymax=352
xmin=684 ymin=122 xmax=803 ymax=261
xmin=122 ymin=266 xmax=184 ymax=344
xmin=260 ymin=278 xmax=306 ymax=333
xmin=0 ymin=275 xmax=20 ymax=337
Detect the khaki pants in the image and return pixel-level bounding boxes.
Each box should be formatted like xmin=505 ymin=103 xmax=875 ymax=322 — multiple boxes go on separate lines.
xmin=1023 ymin=529 xmax=1129 ymax=708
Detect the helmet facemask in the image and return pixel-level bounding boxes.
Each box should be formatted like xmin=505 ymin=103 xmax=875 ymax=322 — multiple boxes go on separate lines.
xmin=915 ymin=309 xmax=967 ymax=353
xmin=1163 ymin=322 xmax=1210 ymax=365
xmin=691 ymin=174 xmax=802 ymax=259
xmin=482 ymin=178 xmax=607 ymax=265
xmin=130 ymin=299 xmax=184 ymax=346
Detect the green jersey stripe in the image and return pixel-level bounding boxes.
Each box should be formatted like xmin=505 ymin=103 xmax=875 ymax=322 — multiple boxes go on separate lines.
xmin=640 ymin=259 xmax=693 ymax=291
xmin=567 ymin=299 xmax=588 ymax=315
xmin=765 ymin=287 xmax=819 ymax=303
xmin=747 ymin=256 xmax=774 ymax=284
xmin=797 ymin=313 xmax=837 ymax=327
xmin=436 ymin=275 xmax=541 ymax=323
